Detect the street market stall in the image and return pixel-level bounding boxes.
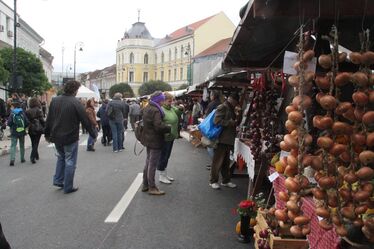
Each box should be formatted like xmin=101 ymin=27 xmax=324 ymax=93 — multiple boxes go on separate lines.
xmin=222 ymin=0 xmax=374 ymax=248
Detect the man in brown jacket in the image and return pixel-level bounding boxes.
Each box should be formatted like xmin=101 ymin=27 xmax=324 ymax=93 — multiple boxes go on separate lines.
xmin=141 ymin=91 xmax=171 ymax=195
xmin=209 ymin=93 xmax=239 ymax=189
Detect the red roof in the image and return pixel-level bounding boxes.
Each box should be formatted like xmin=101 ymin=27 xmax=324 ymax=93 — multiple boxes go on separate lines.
xmin=194 ymin=38 xmax=232 ymax=58
xmin=158 ymin=14 xmax=217 ymax=45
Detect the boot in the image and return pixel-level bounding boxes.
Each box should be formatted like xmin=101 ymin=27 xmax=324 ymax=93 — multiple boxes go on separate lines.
xmin=148 ymin=187 xmax=165 ymax=195
xmin=165 ymin=169 xmax=174 ymax=181
xmin=159 ymin=171 xmax=171 ymax=184
xmin=87 ymin=145 xmax=95 ymax=152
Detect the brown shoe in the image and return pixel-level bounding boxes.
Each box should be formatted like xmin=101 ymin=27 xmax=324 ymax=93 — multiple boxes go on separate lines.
xmin=148 ymin=187 xmax=165 ymax=195
xmin=141 ymin=185 xmax=149 ymax=192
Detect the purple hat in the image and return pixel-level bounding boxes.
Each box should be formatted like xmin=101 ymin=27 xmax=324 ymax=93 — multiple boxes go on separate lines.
xmin=150 ymin=91 xmax=165 ymax=104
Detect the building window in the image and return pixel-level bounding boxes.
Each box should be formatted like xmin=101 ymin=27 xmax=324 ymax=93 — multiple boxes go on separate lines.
xmin=143 ymin=72 xmax=148 ymax=82
xmin=155 ymin=54 xmax=157 ymax=64
xmin=168 ymin=49 xmax=171 ymax=62
xmin=129 ymin=71 xmax=134 ymax=82
xmin=122 ymin=53 xmax=124 ymax=64
xmin=118 ymin=73 xmax=120 ymax=81
xmin=117 ymin=55 xmax=120 ymax=64
xmin=144 ymin=53 xmax=149 ymax=64
xmin=161 ymin=71 xmax=164 ymax=81
xmin=161 ymin=52 xmax=164 ymax=63
xmin=175 ymin=47 xmax=178 ymax=60
xmin=154 ymin=72 xmax=157 ymax=80
xmin=174 ymin=69 xmax=177 ymax=81
xmin=181 ymin=45 xmax=184 ymax=59
xmin=129 ymin=52 xmax=134 ymax=64
xmin=180 ymin=68 xmax=183 ymax=80
xmin=168 ymin=70 xmax=171 ymax=81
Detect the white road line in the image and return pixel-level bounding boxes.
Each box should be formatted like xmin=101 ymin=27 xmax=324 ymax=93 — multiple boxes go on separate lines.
xmin=105 ymin=173 xmax=143 ymax=223
xmin=11 ymin=177 xmax=23 ymax=183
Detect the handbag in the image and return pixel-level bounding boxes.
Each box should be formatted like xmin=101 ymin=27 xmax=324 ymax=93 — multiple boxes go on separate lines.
xmin=198 ymin=109 xmax=222 ymax=140
xmin=30 ymin=118 xmax=44 ymax=135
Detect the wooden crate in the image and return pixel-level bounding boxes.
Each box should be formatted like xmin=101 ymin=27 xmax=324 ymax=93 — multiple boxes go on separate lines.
xmin=255 ymin=212 xmax=309 ymax=249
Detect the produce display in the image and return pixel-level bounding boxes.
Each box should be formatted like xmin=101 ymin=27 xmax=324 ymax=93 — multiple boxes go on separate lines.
xmin=310 ymin=27 xmax=374 ymax=242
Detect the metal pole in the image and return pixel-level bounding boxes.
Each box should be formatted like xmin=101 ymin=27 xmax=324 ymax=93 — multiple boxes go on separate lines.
xmin=12 ymin=0 xmax=17 ymax=91
xmin=61 ymin=46 xmax=64 ymax=84
xmin=73 ymin=45 xmax=76 ymax=80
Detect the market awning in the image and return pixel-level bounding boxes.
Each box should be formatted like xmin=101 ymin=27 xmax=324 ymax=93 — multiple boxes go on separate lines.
xmin=224 ymin=0 xmax=374 ymax=70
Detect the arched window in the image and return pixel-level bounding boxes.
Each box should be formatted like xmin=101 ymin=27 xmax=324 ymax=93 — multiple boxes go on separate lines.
xmin=129 ymin=52 xmax=134 ymax=64
xmin=181 ymin=45 xmax=184 ymax=59
xmin=161 ymin=52 xmax=164 ymax=63
xmin=174 ymin=47 xmax=178 ymax=60
xmin=168 ymin=49 xmax=171 ymax=61
xmin=144 ymin=53 xmax=149 ymax=64
xmin=155 ymin=54 xmax=158 ymax=64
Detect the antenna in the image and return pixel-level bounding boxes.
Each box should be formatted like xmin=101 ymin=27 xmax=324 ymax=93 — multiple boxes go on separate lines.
xmin=137 ymin=9 xmax=141 ymax=22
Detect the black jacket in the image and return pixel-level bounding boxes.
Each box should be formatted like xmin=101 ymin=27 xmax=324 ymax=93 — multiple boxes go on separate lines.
xmin=26 ymin=106 xmax=45 ymax=135
xmin=45 ymin=94 xmax=96 ymax=145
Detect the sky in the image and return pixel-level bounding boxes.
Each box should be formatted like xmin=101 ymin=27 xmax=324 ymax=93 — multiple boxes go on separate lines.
xmin=3 ymin=0 xmax=246 ymax=75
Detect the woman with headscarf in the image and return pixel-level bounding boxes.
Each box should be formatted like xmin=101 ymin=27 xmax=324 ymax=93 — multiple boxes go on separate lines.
xmin=86 ymin=98 xmax=98 ymax=151
xmin=141 ymin=91 xmax=171 ymax=195
xmin=26 ymin=97 xmax=45 ymax=164
xmin=157 ymin=92 xmax=183 ymax=184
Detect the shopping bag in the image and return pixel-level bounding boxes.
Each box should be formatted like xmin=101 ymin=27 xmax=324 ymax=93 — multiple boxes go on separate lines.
xmin=198 ymin=109 xmax=222 ymax=140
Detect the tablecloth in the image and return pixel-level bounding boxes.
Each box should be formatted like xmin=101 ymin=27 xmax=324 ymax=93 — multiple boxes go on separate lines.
xmin=233 ymin=138 xmax=255 ymax=180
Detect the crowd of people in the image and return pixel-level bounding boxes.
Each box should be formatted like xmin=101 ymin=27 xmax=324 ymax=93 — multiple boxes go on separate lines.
xmin=1 ymin=82 xmax=240 ymax=194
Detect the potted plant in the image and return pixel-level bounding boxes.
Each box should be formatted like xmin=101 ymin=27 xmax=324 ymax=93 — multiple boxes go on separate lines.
xmin=237 ymin=199 xmax=257 ymax=243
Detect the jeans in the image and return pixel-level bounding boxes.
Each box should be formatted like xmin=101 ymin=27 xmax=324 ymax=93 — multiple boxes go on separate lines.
xmin=29 ymin=134 xmax=41 ymax=160
xmin=157 ymin=140 xmax=174 ymax=171
xmin=54 ymin=141 xmax=79 ymax=193
xmin=10 ymin=135 xmax=25 ymax=161
xmin=207 ymin=147 xmax=214 ymax=159
xmin=109 ymin=120 xmax=124 ymax=151
xmin=143 ymin=148 xmax=162 ymax=188
xmin=101 ymin=125 xmax=112 ymax=144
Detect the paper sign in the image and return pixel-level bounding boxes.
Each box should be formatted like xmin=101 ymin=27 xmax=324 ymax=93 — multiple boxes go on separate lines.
xmin=280 ymin=150 xmax=290 ymax=159
xmin=268 ymin=172 xmax=280 ymax=182
xmin=283 ymin=51 xmax=317 ymax=75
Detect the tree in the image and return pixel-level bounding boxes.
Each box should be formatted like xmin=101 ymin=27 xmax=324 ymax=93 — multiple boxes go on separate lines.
xmin=138 ymin=80 xmax=172 ymax=96
xmin=0 ymin=55 xmax=9 ymax=85
xmin=109 ymin=83 xmax=134 ymax=98
xmin=177 ymin=83 xmax=188 ymax=90
xmin=0 ymin=47 xmax=51 ymax=96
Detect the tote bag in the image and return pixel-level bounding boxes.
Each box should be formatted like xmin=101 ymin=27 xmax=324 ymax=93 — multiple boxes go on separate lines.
xmin=198 ymin=109 xmax=222 ymax=140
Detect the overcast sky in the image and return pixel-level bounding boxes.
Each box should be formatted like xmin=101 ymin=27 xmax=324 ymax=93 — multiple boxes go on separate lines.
xmin=3 ymin=0 xmax=246 ymax=75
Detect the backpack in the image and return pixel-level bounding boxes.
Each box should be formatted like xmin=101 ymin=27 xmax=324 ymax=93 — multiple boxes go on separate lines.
xmin=13 ymin=113 xmax=25 ymax=134
xmin=106 ymin=104 xmax=115 ymax=120
xmin=134 ymin=119 xmax=145 ymax=155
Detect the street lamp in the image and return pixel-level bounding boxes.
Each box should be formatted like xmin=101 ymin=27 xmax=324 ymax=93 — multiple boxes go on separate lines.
xmin=73 ymin=41 xmax=84 ymax=80
xmin=11 ymin=0 xmax=18 ymax=91
xmin=184 ymin=44 xmax=192 ymax=86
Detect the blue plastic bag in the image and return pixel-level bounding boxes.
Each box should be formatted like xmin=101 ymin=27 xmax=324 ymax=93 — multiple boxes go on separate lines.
xmin=198 ymin=109 xmax=222 ymax=140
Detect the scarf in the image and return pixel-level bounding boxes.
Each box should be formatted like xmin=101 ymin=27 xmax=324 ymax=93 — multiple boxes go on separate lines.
xmin=150 ymin=100 xmax=165 ymax=119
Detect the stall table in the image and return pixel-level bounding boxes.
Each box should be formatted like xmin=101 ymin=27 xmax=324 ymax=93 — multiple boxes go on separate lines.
xmin=270 ymin=168 xmax=340 ymax=249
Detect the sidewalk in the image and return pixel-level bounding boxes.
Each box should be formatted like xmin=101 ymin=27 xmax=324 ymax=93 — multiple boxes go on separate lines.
xmin=0 ymin=128 xmax=32 ymax=156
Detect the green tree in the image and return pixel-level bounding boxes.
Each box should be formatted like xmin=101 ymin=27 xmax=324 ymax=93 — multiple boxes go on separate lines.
xmin=138 ymin=80 xmax=172 ymax=96
xmin=0 ymin=55 xmax=9 ymax=84
xmin=109 ymin=83 xmax=135 ymax=98
xmin=0 ymin=47 xmax=51 ymax=96
xmin=177 ymin=83 xmax=188 ymax=90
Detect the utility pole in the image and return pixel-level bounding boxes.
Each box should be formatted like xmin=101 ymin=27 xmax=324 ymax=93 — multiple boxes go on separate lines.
xmin=11 ymin=0 xmax=17 ymax=91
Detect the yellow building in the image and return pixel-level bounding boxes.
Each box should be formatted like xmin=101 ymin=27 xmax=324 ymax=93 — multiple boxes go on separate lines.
xmin=116 ymin=12 xmax=235 ymax=95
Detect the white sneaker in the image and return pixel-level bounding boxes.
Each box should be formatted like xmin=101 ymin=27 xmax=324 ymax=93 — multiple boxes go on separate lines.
xmin=165 ymin=170 xmax=174 ymax=181
xmin=209 ymin=183 xmax=220 ymax=189
xmin=159 ymin=173 xmax=171 ymax=184
xmin=221 ymin=182 xmax=237 ymax=188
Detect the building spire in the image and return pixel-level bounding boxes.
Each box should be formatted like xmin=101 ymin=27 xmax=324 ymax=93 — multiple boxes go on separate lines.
xmin=137 ymin=9 xmax=141 ymax=22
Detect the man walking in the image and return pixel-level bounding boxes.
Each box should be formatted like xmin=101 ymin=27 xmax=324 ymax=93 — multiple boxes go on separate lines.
xmin=209 ymin=93 xmax=239 ymax=190
xmin=107 ymin=93 xmax=128 ymax=152
xmin=45 ymin=80 xmax=96 ymax=194
xmin=129 ymin=100 xmax=141 ymax=131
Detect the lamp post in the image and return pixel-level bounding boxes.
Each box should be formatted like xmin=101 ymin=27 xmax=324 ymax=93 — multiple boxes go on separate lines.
xmin=184 ymin=44 xmax=192 ymax=86
xmin=11 ymin=0 xmax=17 ymax=91
xmin=73 ymin=41 xmax=84 ymax=80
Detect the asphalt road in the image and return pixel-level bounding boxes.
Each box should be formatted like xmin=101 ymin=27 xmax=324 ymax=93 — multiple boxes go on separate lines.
xmin=0 ymin=131 xmax=253 ymax=249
